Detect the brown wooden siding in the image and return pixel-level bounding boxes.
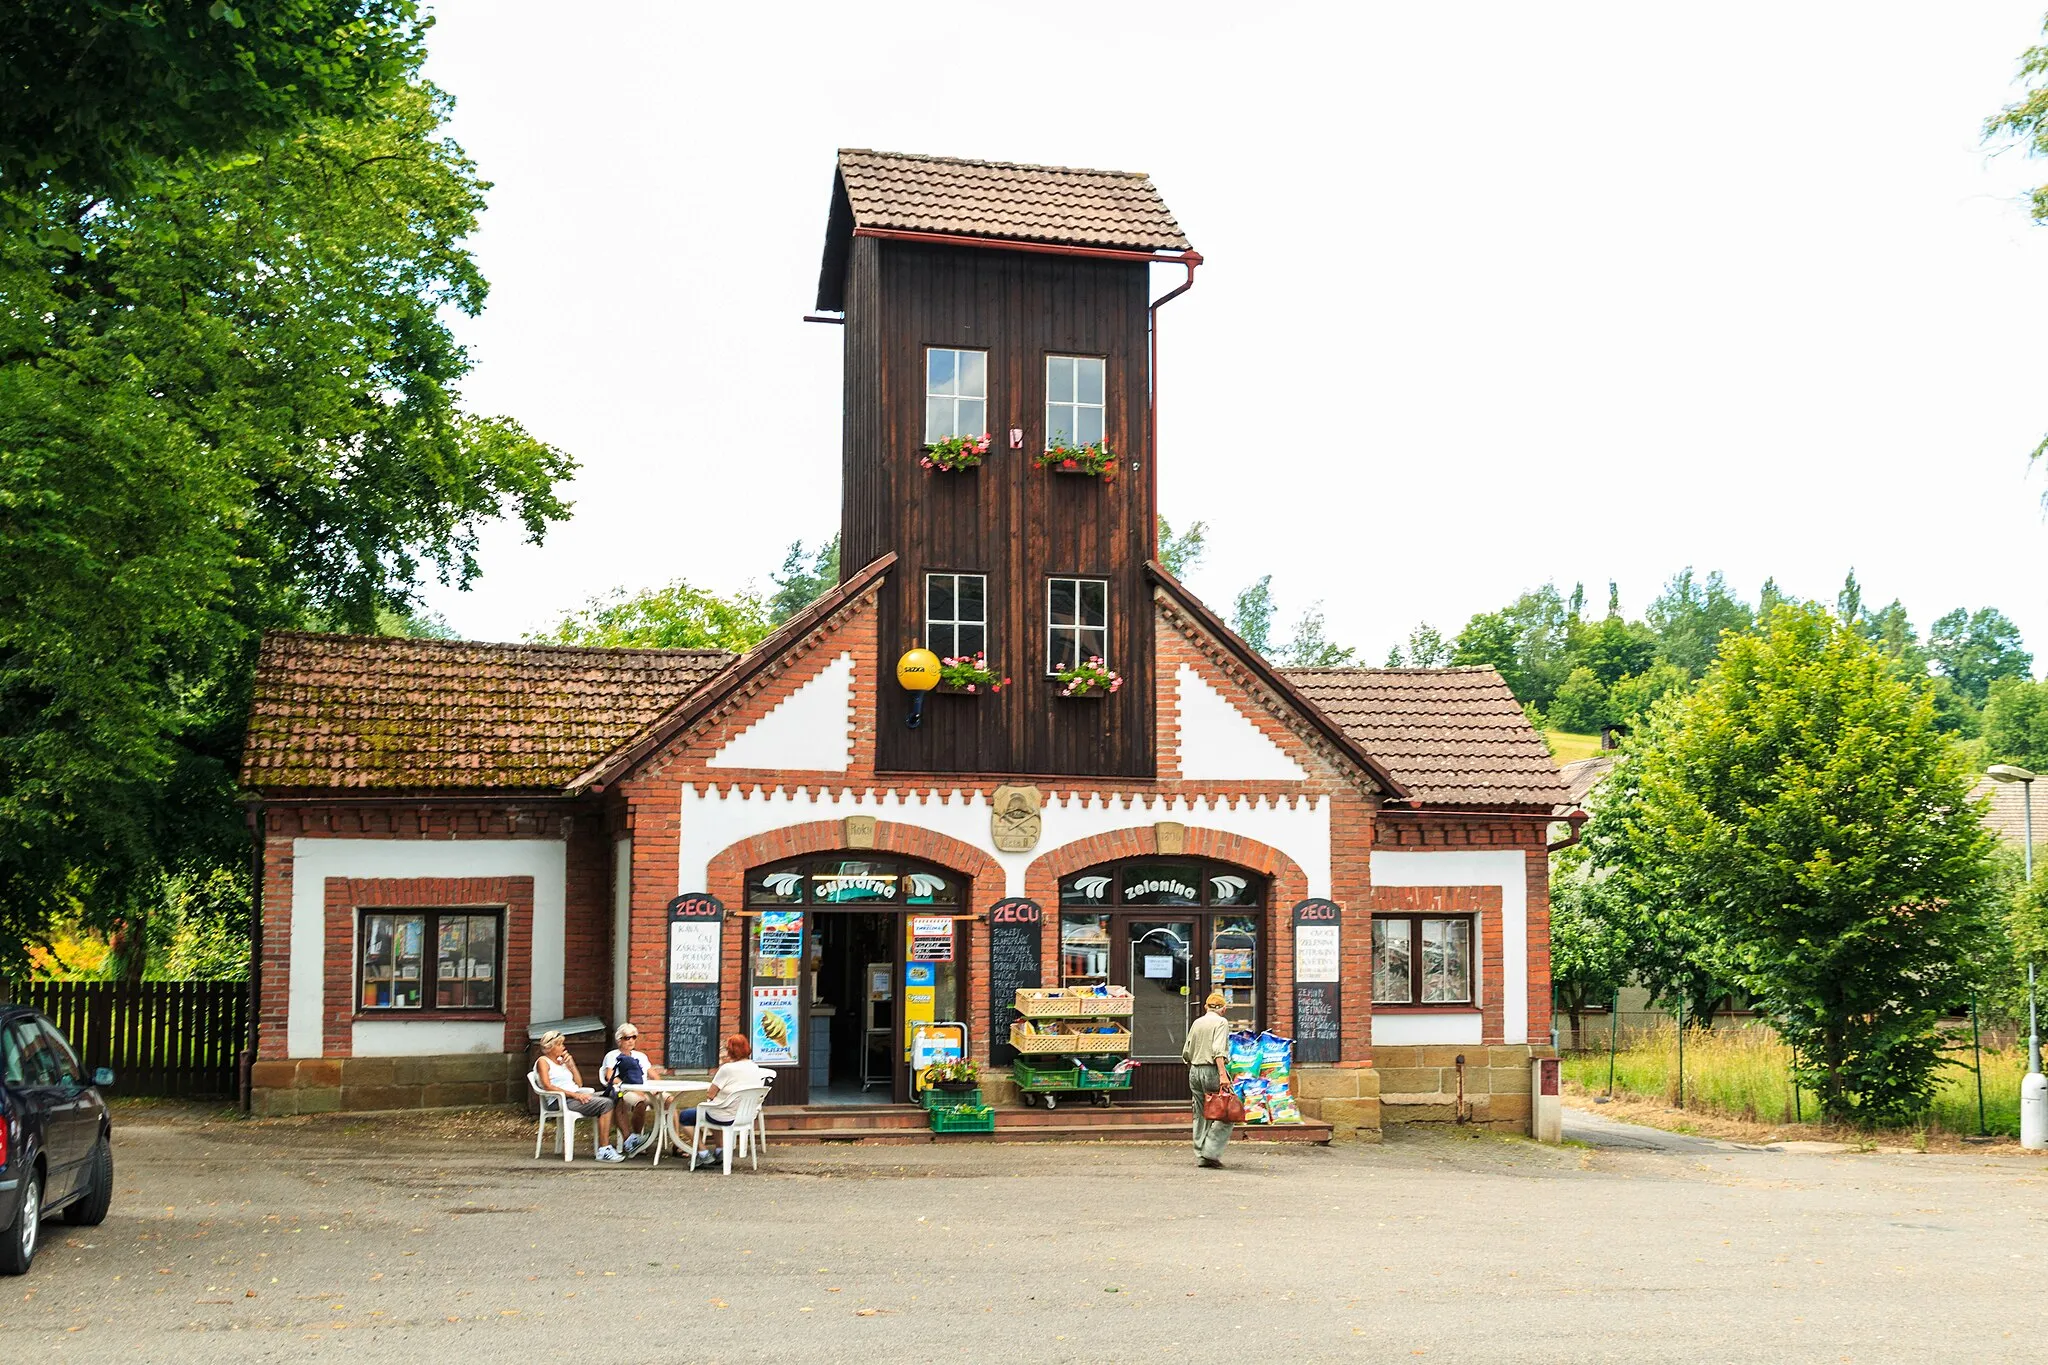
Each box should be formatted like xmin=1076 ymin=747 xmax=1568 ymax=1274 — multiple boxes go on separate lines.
xmin=841 ymin=238 xmax=1156 ymax=779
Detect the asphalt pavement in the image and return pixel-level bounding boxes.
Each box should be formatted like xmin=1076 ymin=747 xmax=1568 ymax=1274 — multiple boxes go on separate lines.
xmin=3 ymin=1105 xmax=2045 ymax=1363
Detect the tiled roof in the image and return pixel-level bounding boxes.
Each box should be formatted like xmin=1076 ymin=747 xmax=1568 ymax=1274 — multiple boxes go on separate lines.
xmin=1558 ymin=754 xmax=1620 ymax=810
xmin=1970 ymin=777 xmax=2040 ymax=850
xmin=1280 ymin=667 xmax=1571 ymax=808
xmin=241 ymin=633 xmax=731 ymax=792
xmin=836 ymin=149 xmax=1190 ymax=251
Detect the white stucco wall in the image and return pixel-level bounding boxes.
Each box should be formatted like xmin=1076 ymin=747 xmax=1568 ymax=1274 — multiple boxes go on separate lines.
xmin=1370 ymin=849 xmax=1529 ymax=1045
xmin=674 ymin=783 xmax=1333 ymax=900
xmin=1371 ymin=1011 xmax=1483 ymax=1046
xmin=350 ymin=1020 xmax=505 ymax=1056
xmin=707 ymin=652 xmax=854 ymax=771
xmin=287 ymin=838 xmax=568 ymax=1059
xmin=1174 ymin=664 xmax=1307 ymax=781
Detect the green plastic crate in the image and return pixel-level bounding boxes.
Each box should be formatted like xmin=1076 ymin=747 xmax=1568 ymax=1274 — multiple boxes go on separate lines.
xmin=921 ymin=1085 xmax=982 ymax=1111
xmin=1010 ymin=1059 xmax=1079 ymax=1090
xmin=929 ymin=1104 xmax=996 ymax=1134
xmin=1075 ymin=1065 xmax=1133 ymax=1090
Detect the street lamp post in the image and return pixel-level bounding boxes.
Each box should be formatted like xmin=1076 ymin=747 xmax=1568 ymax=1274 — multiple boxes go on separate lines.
xmin=1987 ymin=764 xmax=2046 ymax=1149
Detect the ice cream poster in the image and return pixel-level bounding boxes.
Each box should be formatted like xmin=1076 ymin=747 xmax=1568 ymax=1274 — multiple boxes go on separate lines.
xmin=750 ymin=985 xmax=800 ymax=1065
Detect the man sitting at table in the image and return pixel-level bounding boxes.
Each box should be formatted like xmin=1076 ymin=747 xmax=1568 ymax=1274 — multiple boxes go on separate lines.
xmin=675 ymin=1033 xmax=775 ymax=1168
xmin=599 ymin=1023 xmax=662 ymax=1158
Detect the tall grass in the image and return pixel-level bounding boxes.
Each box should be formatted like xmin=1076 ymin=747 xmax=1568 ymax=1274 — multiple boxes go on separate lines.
xmin=1562 ymin=1023 xmax=2027 ymax=1137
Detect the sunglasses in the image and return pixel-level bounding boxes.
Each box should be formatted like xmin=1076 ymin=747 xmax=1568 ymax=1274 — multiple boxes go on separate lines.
xmin=619 ymin=1033 xmax=638 ymax=1040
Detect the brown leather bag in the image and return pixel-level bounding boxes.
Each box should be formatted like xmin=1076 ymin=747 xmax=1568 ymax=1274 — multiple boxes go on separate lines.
xmin=1202 ymin=1086 xmax=1245 ymax=1123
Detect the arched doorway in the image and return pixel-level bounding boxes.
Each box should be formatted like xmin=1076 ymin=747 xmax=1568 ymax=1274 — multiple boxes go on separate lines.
xmin=1056 ymin=857 xmax=1267 ymax=1101
xmin=742 ymin=853 xmax=969 ymax=1105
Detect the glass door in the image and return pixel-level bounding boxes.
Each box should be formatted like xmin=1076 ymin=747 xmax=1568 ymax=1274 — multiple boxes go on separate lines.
xmin=1127 ymin=920 xmax=1196 ymax=1059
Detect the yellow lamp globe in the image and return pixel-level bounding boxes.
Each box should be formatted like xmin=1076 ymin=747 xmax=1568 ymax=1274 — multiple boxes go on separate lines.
xmin=896 ymin=648 xmax=942 ymax=728
xmin=896 ymin=648 xmax=942 ymax=693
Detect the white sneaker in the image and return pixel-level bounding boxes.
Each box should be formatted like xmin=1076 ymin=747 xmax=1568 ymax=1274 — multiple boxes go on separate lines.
xmin=622 ymin=1133 xmax=645 ymax=1157
xmin=596 ymin=1145 xmax=624 ymax=1163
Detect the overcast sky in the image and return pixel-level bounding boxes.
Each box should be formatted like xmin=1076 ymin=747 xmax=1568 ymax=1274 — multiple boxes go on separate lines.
xmin=417 ymin=2 xmax=2048 ymax=666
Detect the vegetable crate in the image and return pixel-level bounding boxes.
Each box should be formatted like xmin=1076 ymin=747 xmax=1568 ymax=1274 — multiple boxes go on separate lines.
xmin=921 ymin=1086 xmax=982 ymax=1112
xmin=929 ymin=1103 xmax=996 ymax=1134
xmin=1012 ymin=988 xmax=1135 ymax=1019
xmin=1009 ymin=1021 xmax=1132 ymax=1055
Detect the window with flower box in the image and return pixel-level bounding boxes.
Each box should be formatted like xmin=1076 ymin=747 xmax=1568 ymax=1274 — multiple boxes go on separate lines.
xmin=1045 ymin=355 xmax=1105 ymax=447
xmin=926 ymin=347 xmax=987 ymax=442
xmin=925 ymin=572 xmax=987 ymax=658
xmin=1370 ymin=914 xmax=1474 ymax=1005
xmin=1046 ymin=577 xmax=1108 ymax=674
xmin=358 ymin=909 xmax=503 ymax=1013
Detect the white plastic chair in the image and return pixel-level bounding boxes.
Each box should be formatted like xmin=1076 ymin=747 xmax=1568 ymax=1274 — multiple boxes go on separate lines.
xmin=688 ymin=1083 xmax=773 ymax=1174
xmin=529 ymin=1070 xmax=601 ymax=1162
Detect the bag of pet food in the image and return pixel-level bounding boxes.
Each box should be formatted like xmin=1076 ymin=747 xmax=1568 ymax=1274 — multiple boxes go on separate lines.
xmin=1234 ymin=1076 xmax=1272 ymax=1123
xmin=1256 ymin=1031 xmax=1293 ymax=1080
xmin=1265 ymin=1080 xmax=1302 ymax=1123
xmin=1225 ymin=1030 xmax=1260 ymax=1080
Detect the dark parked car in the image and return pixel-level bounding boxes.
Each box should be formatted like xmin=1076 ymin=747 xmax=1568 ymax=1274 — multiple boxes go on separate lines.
xmin=0 ymin=1005 xmax=114 ymax=1274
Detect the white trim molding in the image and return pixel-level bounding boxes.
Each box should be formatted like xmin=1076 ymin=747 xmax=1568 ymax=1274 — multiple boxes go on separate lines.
xmin=677 ymin=784 xmax=1332 ymax=901
xmin=1370 ymin=849 xmax=1529 ymax=1045
xmin=287 ymin=838 xmax=568 ymax=1059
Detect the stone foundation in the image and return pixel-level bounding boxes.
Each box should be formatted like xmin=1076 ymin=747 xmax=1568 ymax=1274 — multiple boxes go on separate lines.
xmin=1372 ymin=1044 xmax=1543 ymax=1131
xmin=1292 ymin=1064 xmax=1383 ymax=1141
xmin=250 ymin=1053 xmax=527 ymax=1116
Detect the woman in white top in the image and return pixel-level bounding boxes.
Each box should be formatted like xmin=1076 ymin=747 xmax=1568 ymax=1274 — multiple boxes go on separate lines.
xmin=599 ymin=1023 xmax=662 ymax=1158
xmin=536 ymin=1030 xmax=622 ymax=1161
xmin=673 ymin=1033 xmax=774 ymax=1167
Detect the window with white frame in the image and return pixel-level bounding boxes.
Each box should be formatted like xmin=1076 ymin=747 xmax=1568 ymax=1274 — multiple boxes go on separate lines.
xmin=1370 ymin=914 xmax=1474 ymax=1005
xmin=925 ymin=572 xmax=987 ymax=659
xmin=1046 ymin=577 xmax=1108 ymax=672
xmin=925 ymin=348 xmax=987 ymax=442
xmin=1045 ymin=355 xmax=1105 ymax=447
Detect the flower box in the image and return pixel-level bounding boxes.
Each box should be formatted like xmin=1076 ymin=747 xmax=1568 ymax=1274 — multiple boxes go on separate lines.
xmin=922 ymin=433 xmax=992 ymax=473
xmin=1035 ymin=441 xmax=1116 ymax=477
xmin=938 ymin=654 xmax=1008 ymax=695
xmin=1055 ymin=658 xmax=1122 ymax=698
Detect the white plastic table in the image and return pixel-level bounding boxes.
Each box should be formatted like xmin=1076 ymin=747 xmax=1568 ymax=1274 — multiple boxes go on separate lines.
xmin=616 ymin=1078 xmax=710 ymax=1165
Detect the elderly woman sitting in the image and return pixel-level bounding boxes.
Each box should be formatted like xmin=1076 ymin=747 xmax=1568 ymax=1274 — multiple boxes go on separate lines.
xmin=536 ymin=1029 xmax=623 ymax=1162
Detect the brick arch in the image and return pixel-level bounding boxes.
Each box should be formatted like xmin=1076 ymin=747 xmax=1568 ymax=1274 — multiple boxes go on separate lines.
xmin=1025 ymin=826 xmax=1311 ymax=1039
xmin=704 ymin=820 xmax=1004 ymax=1063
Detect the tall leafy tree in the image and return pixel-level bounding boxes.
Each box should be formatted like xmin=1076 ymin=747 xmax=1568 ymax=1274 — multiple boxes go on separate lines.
xmin=2 ymin=1 xmax=428 ymax=200
xmin=1988 ymin=16 xmax=2048 ymax=485
xmin=1230 ymin=575 xmax=1275 ymax=655
xmin=1983 ymin=676 xmax=2048 ymax=770
xmin=1646 ymin=568 xmax=1752 ymax=677
xmin=1280 ymin=604 xmax=1356 ymax=668
xmin=767 ymin=535 xmax=840 ymax=625
xmin=1594 ymin=603 xmax=1996 ymax=1123
xmin=534 ymin=580 xmax=771 ymax=653
xmin=1927 ymin=607 xmax=2032 ymax=706
xmin=1 ymin=45 xmax=573 ymax=970
xmin=1156 ymin=516 xmax=1208 ymax=579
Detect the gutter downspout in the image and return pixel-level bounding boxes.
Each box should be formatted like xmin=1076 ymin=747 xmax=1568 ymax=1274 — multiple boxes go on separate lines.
xmin=242 ymin=801 xmax=263 ymax=1113
xmin=1547 ymin=810 xmax=1589 ymax=853
xmin=1147 ymin=254 xmax=1202 ymax=561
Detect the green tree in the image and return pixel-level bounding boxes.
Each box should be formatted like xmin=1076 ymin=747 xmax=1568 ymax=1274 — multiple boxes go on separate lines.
xmin=1280 ymin=604 xmax=1355 ymax=668
xmin=1 ymin=54 xmax=573 ymax=972
xmin=1928 ymin=607 xmax=2032 ymax=706
xmin=767 ymin=535 xmax=840 ymax=625
xmin=1988 ymin=17 xmax=2048 ymax=486
xmin=1230 ymin=575 xmax=1275 ymax=655
xmin=535 ymin=581 xmax=771 ymax=653
xmin=1646 ymin=568 xmax=1752 ymax=677
xmin=1386 ymin=623 xmax=1452 ymax=668
xmin=1452 ymin=584 xmax=1573 ymax=707
xmin=1546 ymin=666 xmax=1609 ymax=733
xmin=2 ymin=1 xmax=428 ymax=201
xmin=1595 ymin=603 xmax=1996 ymax=1123
xmin=1549 ymin=859 xmax=1633 ymax=1050
xmin=1605 ymin=663 xmax=1689 ymax=730
xmin=1156 ymin=516 xmax=1208 ymax=579
xmin=1566 ymin=615 xmax=1658 ymax=686
xmin=1983 ymin=676 xmax=2048 ymax=770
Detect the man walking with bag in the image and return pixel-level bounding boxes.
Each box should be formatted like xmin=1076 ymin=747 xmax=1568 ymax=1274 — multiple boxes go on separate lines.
xmin=1183 ymin=992 xmax=1238 ymax=1169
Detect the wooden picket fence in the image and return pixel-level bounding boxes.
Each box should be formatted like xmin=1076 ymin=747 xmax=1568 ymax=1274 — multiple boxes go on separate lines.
xmin=9 ymin=980 xmax=247 ymax=1098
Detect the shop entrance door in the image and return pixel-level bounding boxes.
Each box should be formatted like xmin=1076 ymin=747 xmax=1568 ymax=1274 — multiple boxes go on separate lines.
xmin=809 ymin=912 xmax=897 ymax=1105
xmin=1128 ymin=919 xmax=1198 ymax=1071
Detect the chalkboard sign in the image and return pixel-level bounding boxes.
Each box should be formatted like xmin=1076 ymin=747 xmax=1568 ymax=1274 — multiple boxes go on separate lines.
xmin=987 ymin=898 xmax=1043 ymax=1065
xmin=664 ymin=893 xmax=725 ymax=1070
xmin=1292 ymin=898 xmax=1342 ymax=1064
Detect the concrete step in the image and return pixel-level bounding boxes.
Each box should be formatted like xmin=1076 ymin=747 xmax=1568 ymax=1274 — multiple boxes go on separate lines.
xmin=764 ymin=1109 xmax=1331 ymax=1146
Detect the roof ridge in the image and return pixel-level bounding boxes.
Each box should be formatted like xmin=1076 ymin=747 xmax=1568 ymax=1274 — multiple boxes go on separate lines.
xmin=264 ymin=629 xmax=735 ymax=662
xmin=1283 ymin=665 xmax=1499 ymax=677
xmin=839 ymin=147 xmax=1155 ymax=182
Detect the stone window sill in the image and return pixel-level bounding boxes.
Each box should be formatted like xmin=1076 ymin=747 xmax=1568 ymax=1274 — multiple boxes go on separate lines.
xmin=1370 ymin=1005 xmax=1480 ymax=1015
xmin=352 ymin=1010 xmax=506 ymax=1023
